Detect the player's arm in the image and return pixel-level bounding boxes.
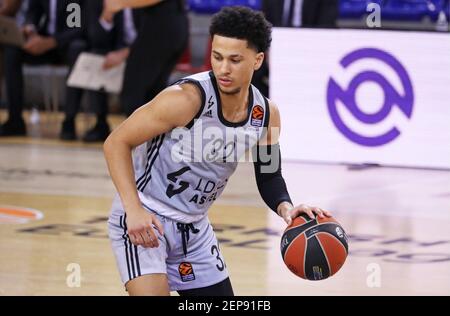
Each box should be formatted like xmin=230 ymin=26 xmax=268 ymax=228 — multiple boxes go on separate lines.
xmin=253 ymin=100 xmax=331 ymax=225
xmin=103 ymin=83 xmax=201 ymax=247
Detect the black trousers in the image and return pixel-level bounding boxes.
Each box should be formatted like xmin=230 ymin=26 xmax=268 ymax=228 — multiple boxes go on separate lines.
xmin=302 ymin=0 xmax=339 ymax=28
xmin=3 ymin=40 xmax=86 ymax=122
xmin=82 ymin=0 xmax=123 ymax=122
xmin=120 ymin=1 xmax=189 ymax=116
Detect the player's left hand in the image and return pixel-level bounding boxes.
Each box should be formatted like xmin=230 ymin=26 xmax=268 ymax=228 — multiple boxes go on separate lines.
xmin=279 ymin=203 xmax=332 ymax=226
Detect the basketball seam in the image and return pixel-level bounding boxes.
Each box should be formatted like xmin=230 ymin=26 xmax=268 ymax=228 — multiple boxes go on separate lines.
xmin=305 ymin=223 xmax=341 ymax=239
xmin=318 ymin=231 xmax=349 ymax=255
xmin=304 ymin=218 xmax=320 ymax=279
xmin=303 ymin=235 xmax=307 ymax=279
xmin=282 ymin=232 xmax=305 ymax=262
xmin=299 ymin=218 xmax=319 ymax=280
xmin=284 ymin=217 xmax=322 ymax=243
xmin=283 ymin=218 xmax=312 ymax=234
xmin=315 ymin=234 xmax=331 ymax=277
xmin=283 ymin=232 xmax=307 ymax=278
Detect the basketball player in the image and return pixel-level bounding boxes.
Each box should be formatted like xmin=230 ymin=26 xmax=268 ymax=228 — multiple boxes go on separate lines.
xmin=104 ymin=6 xmax=332 ymax=296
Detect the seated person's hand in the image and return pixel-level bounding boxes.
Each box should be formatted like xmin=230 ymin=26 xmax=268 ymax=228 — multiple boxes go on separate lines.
xmin=101 ymin=0 xmax=123 ymax=23
xmin=23 ymin=35 xmax=57 ymax=56
xmin=100 ymin=10 xmax=114 ymax=24
xmin=103 ymin=48 xmax=130 ymax=70
xmin=22 ymin=24 xmax=36 ymax=39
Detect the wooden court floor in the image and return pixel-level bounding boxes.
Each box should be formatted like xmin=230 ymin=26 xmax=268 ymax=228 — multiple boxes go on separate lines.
xmin=1 ymin=111 xmax=450 ymax=296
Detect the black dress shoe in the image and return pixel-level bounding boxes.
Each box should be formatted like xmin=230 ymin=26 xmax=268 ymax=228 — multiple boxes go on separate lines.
xmin=59 ymin=119 xmax=76 ymax=141
xmin=82 ymin=121 xmax=110 ymax=143
xmin=0 ymin=119 xmax=26 ymax=137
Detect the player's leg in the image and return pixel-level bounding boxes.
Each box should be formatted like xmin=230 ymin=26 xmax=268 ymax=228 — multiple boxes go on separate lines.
xmin=108 ymin=209 xmax=170 ymax=296
xmin=125 ymin=273 xmax=170 ymax=296
xmin=167 ymin=219 xmax=232 ymax=295
xmin=59 ymin=39 xmax=87 ymax=140
xmin=177 ymin=277 xmax=234 ymax=296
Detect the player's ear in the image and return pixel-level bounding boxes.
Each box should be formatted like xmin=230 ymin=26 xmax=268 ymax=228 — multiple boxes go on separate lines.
xmin=254 ymin=52 xmax=264 ymax=71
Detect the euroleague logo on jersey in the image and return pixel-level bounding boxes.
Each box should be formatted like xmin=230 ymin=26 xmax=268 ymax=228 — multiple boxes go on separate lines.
xmin=326 ymin=48 xmax=414 ymax=147
xmin=179 ymin=262 xmax=196 ymax=282
xmin=251 ymin=105 xmax=264 ymax=127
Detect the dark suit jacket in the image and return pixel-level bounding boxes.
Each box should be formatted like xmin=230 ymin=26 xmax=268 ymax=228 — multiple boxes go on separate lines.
xmin=84 ymin=0 xmax=129 ymax=52
xmin=262 ymin=0 xmax=338 ymax=28
xmin=25 ymin=0 xmax=84 ymax=48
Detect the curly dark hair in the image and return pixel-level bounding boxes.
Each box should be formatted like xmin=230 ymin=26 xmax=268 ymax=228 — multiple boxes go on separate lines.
xmin=209 ymin=6 xmax=272 ymax=53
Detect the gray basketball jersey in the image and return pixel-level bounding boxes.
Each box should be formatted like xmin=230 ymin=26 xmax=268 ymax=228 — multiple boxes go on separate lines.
xmin=128 ymin=71 xmax=270 ymax=223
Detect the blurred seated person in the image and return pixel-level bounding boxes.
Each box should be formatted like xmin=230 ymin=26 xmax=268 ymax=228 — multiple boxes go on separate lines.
xmin=102 ymin=0 xmax=189 ymax=117
xmin=0 ymin=0 xmax=22 ymax=16
xmin=60 ymin=0 xmax=136 ymax=142
xmin=0 ymin=0 xmax=24 ymax=101
xmin=253 ymin=0 xmax=338 ymax=97
xmin=263 ymin=0 xmax=338 ymax=28
xmin=0 ymin=0 xmax=85 ymax=137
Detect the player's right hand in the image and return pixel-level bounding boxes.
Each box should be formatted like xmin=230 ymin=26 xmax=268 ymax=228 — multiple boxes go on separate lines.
xmin=125 ymin=207 xmax=164 ymax=248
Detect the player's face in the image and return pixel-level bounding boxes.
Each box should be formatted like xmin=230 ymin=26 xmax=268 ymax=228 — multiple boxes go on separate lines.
xmin=211 ymin=35 xmax=264 ymax=95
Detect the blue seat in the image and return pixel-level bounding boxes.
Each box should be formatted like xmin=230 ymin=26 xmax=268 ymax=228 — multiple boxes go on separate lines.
xmin=188 ymin=0 xmax=261 ymax=14
xmin=188 ymin=0 xmax=210 ymax=14
xmin=443 ymin=0 xmax=449 ymax=19
xmin=382 ymin=0 xmax=442 ymax=21
xmin=428 ymin=0 xmax=446 ymax=21
xmin=228 ymin=0 xmax=261 ymax=10
xmin=339 ymin=0 xmax=384 ymax=19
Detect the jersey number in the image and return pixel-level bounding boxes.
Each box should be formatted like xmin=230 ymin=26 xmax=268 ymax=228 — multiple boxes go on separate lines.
xmin=211 ymin=244 xmax=225 ymax=271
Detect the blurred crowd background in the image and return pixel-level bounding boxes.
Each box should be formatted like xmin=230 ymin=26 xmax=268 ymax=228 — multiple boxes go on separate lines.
xmin=0 ymin=0 xmax=448 ymax=142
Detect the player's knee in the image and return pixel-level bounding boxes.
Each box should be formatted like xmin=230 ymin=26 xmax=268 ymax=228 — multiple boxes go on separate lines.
xmin=126 ymin=273 xmax=170 ymax=296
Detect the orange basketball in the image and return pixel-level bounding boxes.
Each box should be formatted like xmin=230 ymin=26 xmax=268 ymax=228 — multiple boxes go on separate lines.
xmin=280 ymin=214 xmax=348 ymax=281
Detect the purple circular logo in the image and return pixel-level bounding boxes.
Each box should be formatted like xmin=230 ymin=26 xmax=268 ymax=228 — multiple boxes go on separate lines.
xmin=327 ymin=48 xmax=414 ymax=147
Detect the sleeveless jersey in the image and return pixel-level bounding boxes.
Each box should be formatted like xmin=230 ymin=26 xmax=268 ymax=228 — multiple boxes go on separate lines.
xmin=125 ymin=71 xmax=270 ymax=223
